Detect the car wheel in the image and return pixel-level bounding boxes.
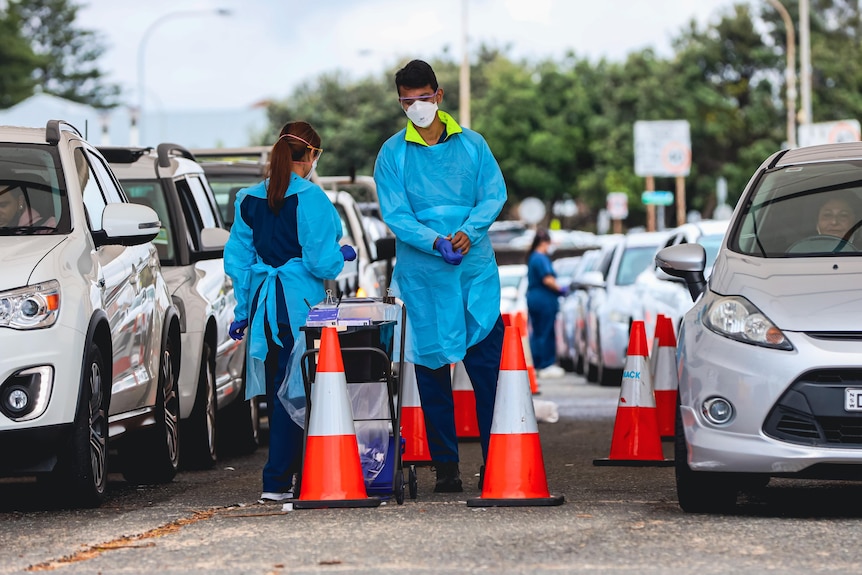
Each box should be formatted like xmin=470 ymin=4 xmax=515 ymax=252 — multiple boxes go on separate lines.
xmin=120 ymin=331 xmax=180 ymax=484
xmin=180 ymin=342 xmax=218 ymax=470
xmin=675 ymin=400 xmax=737 ymax=513
xmin=53 ymin=343 xmax=109 ymax=508
xmin=218 ymin=376 xmax=260 ymax=456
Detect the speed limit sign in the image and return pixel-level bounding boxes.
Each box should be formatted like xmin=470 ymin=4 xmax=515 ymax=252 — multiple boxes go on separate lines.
xmin=634 ymin=120 xmax=692 ymax=177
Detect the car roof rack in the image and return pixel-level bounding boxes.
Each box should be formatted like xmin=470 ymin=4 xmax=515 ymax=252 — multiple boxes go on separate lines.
xmin=45 ymin=120 xmax=82 ymax=144
xmin=156 ymin=143 xmax=196 ymax=168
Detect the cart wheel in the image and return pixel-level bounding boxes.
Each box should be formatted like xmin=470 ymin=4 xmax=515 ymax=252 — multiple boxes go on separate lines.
xmin=395 ymin=471 xmax=405 ymax=505
xmin=408 ymin=465 xmax=418 ymax=499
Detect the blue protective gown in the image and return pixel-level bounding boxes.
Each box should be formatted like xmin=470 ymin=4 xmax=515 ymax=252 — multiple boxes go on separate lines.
xmin=373 ymin=111 xmax=507 ymax=369
xmin=526 ymin=251 xmax=560 ymax=370
xmin=224 ymin=174 xmax=345 ymax=400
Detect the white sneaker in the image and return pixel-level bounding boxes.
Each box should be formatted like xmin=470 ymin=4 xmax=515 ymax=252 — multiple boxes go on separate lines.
xmin=538 ymin=365 xmax=565 ymax=379
xmin=259 ymin=491 xmax=294 ymax=502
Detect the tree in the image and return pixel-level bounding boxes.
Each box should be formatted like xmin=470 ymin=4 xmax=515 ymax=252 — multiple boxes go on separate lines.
xmin=0 ymin=9 xmax=40 ymax=109
xmin=8 ymin=0 xmax=120 ymax=108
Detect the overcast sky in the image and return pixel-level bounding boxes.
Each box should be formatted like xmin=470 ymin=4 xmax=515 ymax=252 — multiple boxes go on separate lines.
xmin=76 ymin=0 xmax=737 ymax=112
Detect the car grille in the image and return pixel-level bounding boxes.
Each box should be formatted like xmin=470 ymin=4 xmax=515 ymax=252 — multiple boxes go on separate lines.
xmin=764 ymin=369 xmax=862 ymax=447
xmin=806 ymin=332 xmax=862 ymax=341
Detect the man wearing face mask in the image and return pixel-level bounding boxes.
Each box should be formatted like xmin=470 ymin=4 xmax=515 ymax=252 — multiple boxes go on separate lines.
xmin=374 ymin=59 xmax=508 ymax=493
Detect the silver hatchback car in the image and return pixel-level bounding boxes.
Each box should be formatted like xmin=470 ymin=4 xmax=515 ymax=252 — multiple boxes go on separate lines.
xmin=658 ymin=142 xmax=862 ymax=513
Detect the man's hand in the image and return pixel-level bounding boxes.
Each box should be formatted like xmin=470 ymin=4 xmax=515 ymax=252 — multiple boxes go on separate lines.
xmin=450 ymin=231 xmax=472 ymax=256
xmin=435 ymin=238 xmax=463 ymax=265
xmin=229 ymin=319 xmax=249 ymax=341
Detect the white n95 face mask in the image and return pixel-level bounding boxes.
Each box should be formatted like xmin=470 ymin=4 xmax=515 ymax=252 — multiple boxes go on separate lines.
xmin=404 ymin=100 xmax=438 ymax=128
xmin=304 ymin=158 xmax=318 ymax=180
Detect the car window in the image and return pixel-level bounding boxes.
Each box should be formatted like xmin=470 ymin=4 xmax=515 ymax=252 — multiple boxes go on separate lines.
xmin=0 ymin=144 xmax=67 ymax=234
xmin=731 ymin=161 xmax=862 ymax=257
xmin=186 ymin=176 xmax=219 ymax=230
xmin=78 ymin=149 xmax=107 ymax=231
xmin=88 ymin=151 xmax=124 ymax=205
xmin=123 ymin=181 xmax=175 ymax=261
xmin=616 ymin=245 xmax=661 ymax=286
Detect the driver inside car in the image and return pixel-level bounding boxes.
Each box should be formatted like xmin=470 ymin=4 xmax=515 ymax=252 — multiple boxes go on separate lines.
xmin=816 ymin=195 xmax=858 ymax=240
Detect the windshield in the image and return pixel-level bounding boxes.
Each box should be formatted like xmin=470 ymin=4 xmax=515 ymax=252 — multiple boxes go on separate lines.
xmin=730 ymin=161 xmax=862 ymax=257
xmin=616 ymin=245 xmax=661 ymax=286
xmin=0 ymin=144 xmax=68 ymax=235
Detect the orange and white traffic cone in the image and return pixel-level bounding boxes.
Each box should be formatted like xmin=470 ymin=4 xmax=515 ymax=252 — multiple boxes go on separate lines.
xmin=513 ymin=311 xmax=539 ymax=395
xmin=294 ymin=327 xmax=381 ymax=509
xmin=400 ymin=362 xmax=431 ymax=463
xmin=653 ymin=315 xmax=678 ymax=440
xmin=593 ymin=320 xmax=672 ymax=467
xmin=452 ymin=361 xmax=480 ymax=440
xmin=648 ymin=313 xmax=666 ymax=381
xmin=467 ymin=326 xmax=564 ymax=507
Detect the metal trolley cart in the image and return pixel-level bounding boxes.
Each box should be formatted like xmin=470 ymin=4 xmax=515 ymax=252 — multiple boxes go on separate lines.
xmin=299 ymin=297 xmax=408 ymax=504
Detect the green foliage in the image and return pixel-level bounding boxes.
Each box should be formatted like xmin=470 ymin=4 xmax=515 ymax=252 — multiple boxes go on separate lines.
xmin=8 ymin=0 xmax=120 ymax=108
xmin=0 ymin=9 xmax=39 ymax=108
xmin=260 ymin=0 xmax=862 ymax=229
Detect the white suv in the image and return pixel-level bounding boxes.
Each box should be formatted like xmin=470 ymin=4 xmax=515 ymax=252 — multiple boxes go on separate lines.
xmin=0 ymin=120 xmax=182 ymax=507
xmin=100 ymin=143 xmax=258 ymax=469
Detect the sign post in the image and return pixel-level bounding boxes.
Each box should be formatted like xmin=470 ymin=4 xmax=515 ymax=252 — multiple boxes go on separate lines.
xmin=606 ymin=192 xmax=628 ymax=234
xmin=634 ymin=120 xmax=691 ymax=230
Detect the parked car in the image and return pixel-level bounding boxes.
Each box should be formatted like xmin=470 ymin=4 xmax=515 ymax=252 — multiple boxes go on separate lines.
xmin=555 ymin=249 xmax=601 ymax=372
xmin=634 ymin=219 xmax=730 ymax=344
xmin=499 ymin=263 xmax=528 ymax=316
xmin=100 ymin=143 xmax=261 ymax=468
xmin=658 ymin=142 xmax=862 ymax=513
xmin=0 ymin=120 xmax=182 ymax=507
xmin=584 ymin=230 xmax=671 ymax=386
xmin=191 ymin=148 xmax=394 ymax=299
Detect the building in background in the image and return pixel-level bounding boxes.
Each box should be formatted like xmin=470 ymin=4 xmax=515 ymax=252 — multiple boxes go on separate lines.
xmin=0 ymin=93 xmax=269 ymax=148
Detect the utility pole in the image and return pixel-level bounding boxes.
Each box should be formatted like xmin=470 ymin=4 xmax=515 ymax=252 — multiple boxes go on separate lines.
xmin=767 ymin=0 xmax=797 ymax=148
xmin=799 ymin=0 xmax=812 ymax=126
xmin=459 ymin=0 xmax=471 ymax=128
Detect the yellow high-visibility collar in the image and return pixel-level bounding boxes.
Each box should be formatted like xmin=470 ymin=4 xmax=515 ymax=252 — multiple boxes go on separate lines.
xmin=404 ymin=110 xmax=463 ymax=146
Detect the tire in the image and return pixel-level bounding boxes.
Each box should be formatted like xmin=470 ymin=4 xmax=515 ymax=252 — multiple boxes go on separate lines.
xmin=586 ymin=361 xmax=598 ymax=382
xmin=180 ymin=342 xmax=218 ymax=470
xmin=53 ymin=343 xmax=109 ymax=508
xmin=559 ymin=354 xmax=574 ymax=372
xmin=675 ymin=400 xmax=737 ymax=513
xmin=120 ymin=331 xmax=180 ymax=485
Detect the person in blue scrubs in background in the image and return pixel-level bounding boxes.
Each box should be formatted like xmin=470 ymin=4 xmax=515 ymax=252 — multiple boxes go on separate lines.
xmin=374 ymin=60 xmax=507 ymax=493
xmin=526 ymin=229 xmax=568 ymax=379
xmin=224 ymin=121 xmax=356 ymax=502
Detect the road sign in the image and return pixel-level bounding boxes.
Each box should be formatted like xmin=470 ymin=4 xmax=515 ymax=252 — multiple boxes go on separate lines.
xmin=634 ymin=120 xmax=692 ymax=177
xmin=606 ymin=192 xmax=628 ymax=219
xmin=641 ymin=190 xmax=674 ymax=206
xmin=798 ymin=120 xmax=861 ymax=147
xmin=518 ymin=197 xmax=546 ymax=224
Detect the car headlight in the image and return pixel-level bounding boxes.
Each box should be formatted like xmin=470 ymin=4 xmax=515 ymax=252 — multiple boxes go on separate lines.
xmin=703 ymin=294 xmax=792 ymax=350
xmin=0 ymin=280 xmax=61 ymax=330
xmin=607 ymin=309 xmax=630 ymax=324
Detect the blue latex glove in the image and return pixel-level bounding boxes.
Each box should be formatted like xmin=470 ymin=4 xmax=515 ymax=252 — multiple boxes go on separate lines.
xmin=229 ymin=319 xmax=248 ymax=341
xmin=340 ymin=244 xmax=357 ymax=261
xmin=558 ymin=285 xmax=570 ymax=297
xmin=435 ymin=238 xmax=463 ymax=265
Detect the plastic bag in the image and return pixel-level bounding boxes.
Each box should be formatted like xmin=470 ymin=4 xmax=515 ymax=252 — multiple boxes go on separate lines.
xmin=278 ymin=335 xmax=308 ymax=428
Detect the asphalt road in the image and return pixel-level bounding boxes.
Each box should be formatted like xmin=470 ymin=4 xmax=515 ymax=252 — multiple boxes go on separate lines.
xmin=3 ymin=372 xmax=862 ymax=574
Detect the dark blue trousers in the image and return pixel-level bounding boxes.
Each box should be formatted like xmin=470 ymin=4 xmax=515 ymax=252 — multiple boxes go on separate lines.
xmin=415 ymin=315 xmax=505 ymax=464
xmin=256 ymin=282 xmax=304 ymax=493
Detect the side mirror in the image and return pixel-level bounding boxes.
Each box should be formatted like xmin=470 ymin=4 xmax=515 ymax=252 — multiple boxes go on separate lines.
xmin=655 ymin=244 xmax=707 ymax=301
xmin=200 ymin=227 xmax=230 ymax=251
xmin=95 ymin=203 xmax=160 ymax=247
xmin=573 ymin=270 xmax=606 ymax=290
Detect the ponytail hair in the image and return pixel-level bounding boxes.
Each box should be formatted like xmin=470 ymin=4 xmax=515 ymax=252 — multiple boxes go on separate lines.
xmin=266 ymin=120 xmax=321 ymax=213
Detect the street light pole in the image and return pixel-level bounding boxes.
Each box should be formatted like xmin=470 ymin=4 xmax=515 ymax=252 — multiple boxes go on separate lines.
xmin=767 ymin=0 xmax=797 ymax=148
xmin=459 ymin=0 xmax=471 ymax=128
xmin=134 ymin=8 xmax=231 ymax=145
xmin=799 ymin=0 xmax=812 ymax=126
